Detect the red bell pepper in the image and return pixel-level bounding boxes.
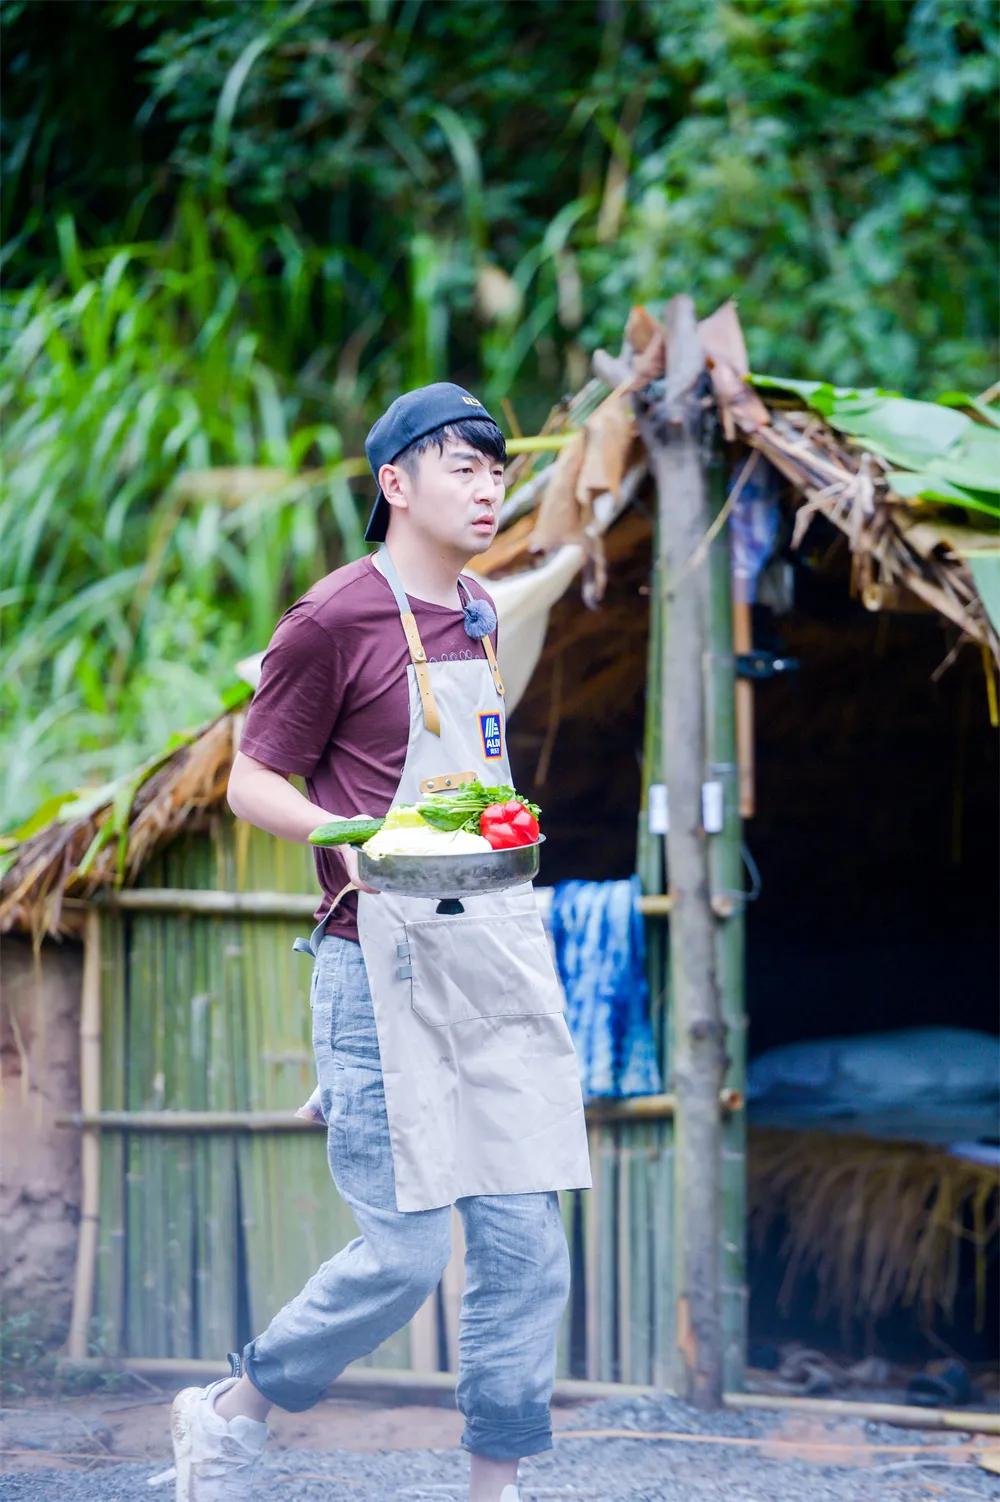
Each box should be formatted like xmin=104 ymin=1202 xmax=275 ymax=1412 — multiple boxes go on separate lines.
xmin=480 ymin=799 xmax=540 ymax=849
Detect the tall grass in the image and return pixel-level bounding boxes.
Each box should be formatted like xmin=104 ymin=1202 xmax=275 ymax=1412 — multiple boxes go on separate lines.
xmin=0 ymin=190 xmax=584 ymax=831
xmin=0 ymin=202 xmax=359 ymax=829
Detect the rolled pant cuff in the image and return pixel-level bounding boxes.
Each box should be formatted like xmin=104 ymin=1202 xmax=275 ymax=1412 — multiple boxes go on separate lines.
xmin=229 ymin=1346 xmax=328 ymax=1414
xmin=460 ymin=1399 xmax=553 ymax=1460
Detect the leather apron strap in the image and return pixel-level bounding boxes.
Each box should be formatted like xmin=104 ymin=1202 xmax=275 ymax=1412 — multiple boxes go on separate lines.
xmin=376 ymin=544 xmax=503 ymax=734
xmin=480 ymin=631 xmax=505 ymax=697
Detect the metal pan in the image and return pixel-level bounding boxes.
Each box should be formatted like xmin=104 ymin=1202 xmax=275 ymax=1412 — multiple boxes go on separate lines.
xmin=357 ymin=834 xmax=544 ymax=898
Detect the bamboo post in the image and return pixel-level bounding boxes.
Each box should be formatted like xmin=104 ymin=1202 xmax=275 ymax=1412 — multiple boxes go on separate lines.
xmin=634 ymin=294 xmax=727 ymax=1409
xmin=733 ymin=593 xmax=756 ymax=817
xmin=704 ymin=424 xmax=748 ymax=1391
xmin=636 ymin=494 xmax=670 ymax=1074
xmin=66 ymin=908 xmax=102 ymax=1360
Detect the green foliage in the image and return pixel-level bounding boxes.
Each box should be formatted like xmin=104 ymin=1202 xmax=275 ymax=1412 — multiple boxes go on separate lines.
xmin=752 ymin=373 xmax=1000 ymax=517
xmin=589 ymin=0 xmax=999 ymax=390
xmin=0 ymin=1304 xmax=131 ymax=1399
xmin=7 ymin=0 xmax=996 ymax=394
xmin=1 ymin=0 xmax=997 ymax=829
xmin=0 ymin=202 xmax=357 ymax=827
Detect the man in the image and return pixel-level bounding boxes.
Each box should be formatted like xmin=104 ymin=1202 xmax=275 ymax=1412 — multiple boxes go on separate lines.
xmin=165 ymin=383 xmax=592 ymax=1502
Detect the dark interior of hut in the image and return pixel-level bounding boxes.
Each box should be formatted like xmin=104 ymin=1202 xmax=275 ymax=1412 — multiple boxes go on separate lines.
xmin=516 ymin=498 xmax=998 ymax=1384
xmin=745 ymin=518 xmax=998 ymax=1380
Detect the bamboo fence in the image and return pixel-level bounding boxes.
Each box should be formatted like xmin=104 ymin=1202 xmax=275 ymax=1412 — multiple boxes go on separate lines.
xmin=69 ymin=817 xmax=723 ymax=1385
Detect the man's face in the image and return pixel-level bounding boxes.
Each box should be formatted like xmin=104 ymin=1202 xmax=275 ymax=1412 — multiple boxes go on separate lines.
xmin=391 ymin=438 xmax=505 ymax=557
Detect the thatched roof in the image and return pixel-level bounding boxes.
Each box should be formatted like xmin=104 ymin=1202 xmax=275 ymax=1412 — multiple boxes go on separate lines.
xmin=3 ymin=302 xmax=997 ymax=940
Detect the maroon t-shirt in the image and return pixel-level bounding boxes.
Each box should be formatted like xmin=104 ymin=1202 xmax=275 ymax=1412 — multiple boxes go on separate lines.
xmin=238 ymin=554 xmax=500 ymax=942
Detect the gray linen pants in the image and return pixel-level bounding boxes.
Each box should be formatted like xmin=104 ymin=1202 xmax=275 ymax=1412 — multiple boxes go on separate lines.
xmin=235 ymin=931 xmax=572 ymax=1461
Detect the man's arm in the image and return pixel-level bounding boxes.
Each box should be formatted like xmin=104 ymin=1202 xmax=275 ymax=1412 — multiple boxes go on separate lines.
xmin=227 ymin=749 xmax=334 ymax=844
xmin=227 ymin=750 xmax=377 ymax=892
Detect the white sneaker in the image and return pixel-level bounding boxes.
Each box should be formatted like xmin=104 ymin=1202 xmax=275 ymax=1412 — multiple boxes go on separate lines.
xmin=162 ymin=1375 xmax=268 ymax=1500
xmin=499 ymin=1488 xmax=522 ymax=1502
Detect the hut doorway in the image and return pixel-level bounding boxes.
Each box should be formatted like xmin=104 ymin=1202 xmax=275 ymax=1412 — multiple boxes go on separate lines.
xmin=744 ymin=527 xmax=999 ymax=1374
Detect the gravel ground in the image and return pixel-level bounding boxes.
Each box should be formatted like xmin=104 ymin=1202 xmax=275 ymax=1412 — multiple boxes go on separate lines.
xmin=2 ymin=1390 xmax=998 ymax=1501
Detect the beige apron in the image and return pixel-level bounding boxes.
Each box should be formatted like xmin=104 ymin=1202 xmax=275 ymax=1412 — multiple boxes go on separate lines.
xmin=329 ymin=544 xmax=594 ymax=1213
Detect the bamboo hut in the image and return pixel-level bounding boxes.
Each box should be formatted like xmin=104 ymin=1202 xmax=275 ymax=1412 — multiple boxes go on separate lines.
xmin=2 ymin=300 xmax=997 ymax=1397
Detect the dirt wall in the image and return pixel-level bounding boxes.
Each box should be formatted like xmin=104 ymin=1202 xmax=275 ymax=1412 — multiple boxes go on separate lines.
xmin=1 ymin=935 xmax=83 ymax=1347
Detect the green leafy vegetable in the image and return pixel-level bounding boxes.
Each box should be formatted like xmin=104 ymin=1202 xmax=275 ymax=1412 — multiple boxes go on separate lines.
xmin=416 ymin=780 xmax=541 ymax=836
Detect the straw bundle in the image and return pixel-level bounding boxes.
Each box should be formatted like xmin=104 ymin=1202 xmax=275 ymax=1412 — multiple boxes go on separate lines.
xmin=0 ymin=714 xmax=238 ymax=941
xmin=748 ymin=1127 xmax=999 ymax=1331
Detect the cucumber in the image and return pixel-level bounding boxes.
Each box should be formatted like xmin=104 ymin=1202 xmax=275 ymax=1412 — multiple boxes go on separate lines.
xmin=308 ymin=816 xmax=385 ymax=847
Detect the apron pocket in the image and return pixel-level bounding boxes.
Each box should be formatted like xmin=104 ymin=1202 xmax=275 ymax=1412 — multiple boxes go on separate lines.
xmin=404 ymin=912 xmax=565 ymax=1028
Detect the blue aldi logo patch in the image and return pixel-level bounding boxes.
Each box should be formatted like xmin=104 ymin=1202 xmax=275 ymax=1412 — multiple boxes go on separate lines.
xmin=478 ymin=711 xmax=503 ymax=760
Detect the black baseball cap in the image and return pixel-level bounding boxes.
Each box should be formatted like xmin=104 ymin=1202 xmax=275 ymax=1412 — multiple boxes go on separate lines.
xmin=363 ymin=381 xmax=500 ymax=543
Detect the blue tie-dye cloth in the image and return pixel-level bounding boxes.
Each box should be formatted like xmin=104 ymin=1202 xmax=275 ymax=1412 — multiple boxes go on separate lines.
xmin=549 ymin=875 xmax=663 ymax=1101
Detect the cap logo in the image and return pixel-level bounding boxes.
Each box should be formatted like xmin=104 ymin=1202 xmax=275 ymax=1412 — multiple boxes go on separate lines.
xmin=460 ymin=395 xmax=483 ymax=406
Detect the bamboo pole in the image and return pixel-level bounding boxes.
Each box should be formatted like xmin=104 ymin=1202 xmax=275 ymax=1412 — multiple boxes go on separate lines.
xmin=733 ymin=596 xmax=756 ymax=818
xmin=616 ymin=1132 xmax=632 ymax=1380
xmin=97 ymin=914 xmax=126 ymax=1355
xmin=632 ymin=473 xmax=675 ymax=1391
xmin=704 ymin=421 xmax=749 ymax=1392
xmin=598 ymin=1129 xmax=618 ymax=1380
xmin=57 ymin=1091 xmax=742 ymax=1132
xmin=651 ymin=1123 xmax=673 ymax=1389
xmin=584 ymin=1123 xmax=602 ymax=1380
xmin=57 ymin=1110 xmax=328 ymax=1130
xmin=82 ymin=888 xmax=674 ymax=918
xmin=634 ymin=293 xmax=727 ymax=1409
xmin=197 ymin=835 xmax=239 ymax=1355
xmin=65 ymin=908 xmax=102 ymax=1359
xmin=90 ymin=889 xmax=320 ymax=917
xmin=53 ymin=1356 xmax=1000 ymax=1438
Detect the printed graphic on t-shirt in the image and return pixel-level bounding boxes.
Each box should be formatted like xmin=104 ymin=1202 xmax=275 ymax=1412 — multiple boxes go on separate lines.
xmin=479 ymin=711 xmax=503 ymax=759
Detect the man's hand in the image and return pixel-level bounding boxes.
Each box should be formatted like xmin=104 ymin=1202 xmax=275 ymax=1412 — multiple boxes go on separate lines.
xmin=295 ymin=1086 xmax=325 ymax=1124
xmin=339 ymin=840 xmax=380 ymax=895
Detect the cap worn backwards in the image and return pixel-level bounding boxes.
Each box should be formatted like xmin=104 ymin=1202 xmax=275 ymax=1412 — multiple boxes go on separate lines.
xmin=363 ymin=382 xmax=500 ymax=543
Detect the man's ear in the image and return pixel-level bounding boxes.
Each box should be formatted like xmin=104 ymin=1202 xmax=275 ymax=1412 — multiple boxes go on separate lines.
xmin=378 ymin=460 xmax=410 ymax=515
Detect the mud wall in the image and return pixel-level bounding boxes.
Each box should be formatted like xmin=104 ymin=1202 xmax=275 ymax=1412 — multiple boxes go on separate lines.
xmin=1 ymin=935 xmax=83 ymax=1347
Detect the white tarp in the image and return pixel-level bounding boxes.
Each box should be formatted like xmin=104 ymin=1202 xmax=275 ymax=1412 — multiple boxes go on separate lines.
xmin=485 ymin=544 xmax=583 ymax=711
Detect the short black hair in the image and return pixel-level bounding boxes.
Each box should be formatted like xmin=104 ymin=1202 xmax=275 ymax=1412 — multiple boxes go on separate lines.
xmin=394 ymin=417 xmax=507 ymax=480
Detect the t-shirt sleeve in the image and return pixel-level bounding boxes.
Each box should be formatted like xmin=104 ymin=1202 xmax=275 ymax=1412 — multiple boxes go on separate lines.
xmin=239 ymin=609 xmax=346 ymax=777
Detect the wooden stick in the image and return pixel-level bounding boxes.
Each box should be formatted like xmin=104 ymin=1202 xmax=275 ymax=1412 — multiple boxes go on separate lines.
xmin=90 ymin=888 xmax=319 ymax=917
xmin=57 ymin=1090 xmax=743 ymax=1133
xmin=732 ymin=596 xmax=755 ymax=818
xmin=51 ymin=1357 xmax=1000 ymax=1437
xmin=586 ymin=1089 xmax=742 ymax=1122
xmin=56 ymin=1110 xmax=327 ymax=1131
xmin=79 ymin=887 xmax=674 ymax=919
xmin=65 ymin=909 xmax=101 ymax=1360
xmin=704 ymin=434 xmax=749 ymax=1392
xmin=734 ymin=1391 xmax=1000 ymax=1437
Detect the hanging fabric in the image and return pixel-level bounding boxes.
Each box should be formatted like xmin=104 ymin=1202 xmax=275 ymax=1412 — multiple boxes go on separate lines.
xmin=549 ymin=874 xmax=663 ymax=1101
